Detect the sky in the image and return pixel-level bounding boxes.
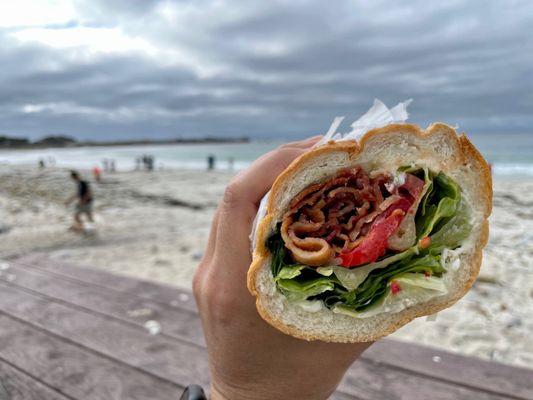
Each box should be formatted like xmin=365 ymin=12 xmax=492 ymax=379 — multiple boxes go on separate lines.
xmin=0 ymin=0 xmax=532 ymax=141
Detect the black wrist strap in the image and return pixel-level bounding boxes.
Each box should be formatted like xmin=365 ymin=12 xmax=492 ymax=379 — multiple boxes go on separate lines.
xmin=180 ymin=384 xmax=207 ymax=400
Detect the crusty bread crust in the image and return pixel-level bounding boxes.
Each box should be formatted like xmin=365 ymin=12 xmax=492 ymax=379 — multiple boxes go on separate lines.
xmin=247 ymin=123 xmax=492 ymax=342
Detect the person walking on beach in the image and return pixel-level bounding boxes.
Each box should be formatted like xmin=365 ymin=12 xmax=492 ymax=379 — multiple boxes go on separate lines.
xmin=92 ymin=166 xmax=102 ymax=183
xmin=65 ymin=170 xmax=94 ymax=232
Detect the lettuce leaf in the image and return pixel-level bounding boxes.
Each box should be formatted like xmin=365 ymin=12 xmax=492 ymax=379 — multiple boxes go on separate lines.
xmin=267 ymin=232 xmax=292 ymax=277
xmin=276 ymin=265 xmax=305 ymax=280
xmin=417 ymin=172 xmax=461 ymax=239
xmin=277 ymin=276 xmax=337 ymax=301
xmin=316 ymin=267 xmax=334 ymax=276
xmin=338 ymin=254 xmax=444 ymax=311
xmin=332 ymin=273 xmax=446 ymax=318
xmin=394 ymin=273 xmax=447 ymax=292
xmin=428 ymin=196 xmax=472 ymax=253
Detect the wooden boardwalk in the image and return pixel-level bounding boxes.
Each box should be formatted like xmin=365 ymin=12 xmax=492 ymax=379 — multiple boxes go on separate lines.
xmin=0 ymin=253 xmax=531 ymax=400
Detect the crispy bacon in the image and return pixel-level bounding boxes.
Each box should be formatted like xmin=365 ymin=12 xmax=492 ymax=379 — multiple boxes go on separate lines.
xmin=280 ymin=167 xmax=425 ymax=268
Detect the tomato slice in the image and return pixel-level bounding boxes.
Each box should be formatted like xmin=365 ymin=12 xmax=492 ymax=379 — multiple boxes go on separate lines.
xmin=340 ymin=207 xmax=406 ymax=267
xmin=338 ymin=173 xmax=424 ymax=268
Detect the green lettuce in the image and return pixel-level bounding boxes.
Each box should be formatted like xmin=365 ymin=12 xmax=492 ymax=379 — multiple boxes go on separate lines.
xmin=267 ymin=232 xmax=292 ymax=277
xmin=417 ymin=172 xmax=461 ymax=239
xmin=332 ymin=273 xmax=447 ymax=318
xmin=276 ymin=265 xmax=305 ymax=280
xmin=428 ymin=197 xmax=472 ymax=254
xmin=394 ymin=273 xmax=448 ymax=292
xmin=277 ymin=276 xmax=338 ymax=301
xmin=337 ymin=254 xmax=444 ymax=311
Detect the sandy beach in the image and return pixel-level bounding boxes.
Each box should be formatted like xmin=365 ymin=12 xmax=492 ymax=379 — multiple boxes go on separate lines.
xmin=1 ymin=164 xmax=532 ymax=369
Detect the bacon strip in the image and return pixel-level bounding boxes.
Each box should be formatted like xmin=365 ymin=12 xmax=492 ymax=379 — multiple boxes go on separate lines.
xmin=280 ymin=167 xmax=425 ymax=268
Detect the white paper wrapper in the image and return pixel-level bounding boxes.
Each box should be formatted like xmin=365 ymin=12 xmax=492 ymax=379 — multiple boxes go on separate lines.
xmin=250 ymin=98 xmax=412 ymax=249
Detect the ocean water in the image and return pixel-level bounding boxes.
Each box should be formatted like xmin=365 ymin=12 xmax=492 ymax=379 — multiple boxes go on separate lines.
xmin=0 ymin=133 xmax=532 ymax=177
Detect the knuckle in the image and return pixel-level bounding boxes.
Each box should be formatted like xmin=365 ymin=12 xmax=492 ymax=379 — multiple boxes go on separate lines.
xmin=222 ymin=181 xmax=243 ymax=208
xmin=193 ymin=266 xmax=237 ymax=323
xmin=203 ymin=281 xmax=235 ymax=317
xmin=277 ymin=144 xmax=297 ymax=153
xmin=276 ymin=146 xmax=301 ymax=160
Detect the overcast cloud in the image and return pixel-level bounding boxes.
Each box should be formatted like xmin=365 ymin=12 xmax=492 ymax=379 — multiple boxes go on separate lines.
xmin=0 ymin=0 xmax=532 ymax=140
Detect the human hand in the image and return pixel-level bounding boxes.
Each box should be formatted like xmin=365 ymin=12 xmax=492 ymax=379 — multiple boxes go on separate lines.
xmin=193 ymin=137 xmax=372 ymax=400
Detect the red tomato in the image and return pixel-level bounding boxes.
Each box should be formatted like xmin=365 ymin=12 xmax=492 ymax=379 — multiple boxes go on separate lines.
xmin=338 ymin=173 xmax=424 ymax=268
xmin=340 ymin=208 xmax=406 ymax=267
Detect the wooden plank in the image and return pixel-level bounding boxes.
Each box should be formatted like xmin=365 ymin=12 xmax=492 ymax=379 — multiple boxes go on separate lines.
xmin=0 ymin=281 xmax=511 ymax=400
xmin=9 ymin=257 xmax=533 ymax=399
xmin=0 ymin=281 xmax=210 ymax=388
xmin=338 ymin=358 xmax=511 ymax=400
xmin=0 ymin=359 xmax=72 ymax=400
xmin=363 ymin=340 xmax=533 ymax=400
xmin=0 ymin=314 xmax=185 ymax=400
xmin=2 ymin=263 xmax=205 ymax=347
xmin=10 ymin=254 xmax=197 ymax=312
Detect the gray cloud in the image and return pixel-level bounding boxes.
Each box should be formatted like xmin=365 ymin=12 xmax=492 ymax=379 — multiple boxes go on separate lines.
xmin=0 ymin=0 xmax=532 ymax=140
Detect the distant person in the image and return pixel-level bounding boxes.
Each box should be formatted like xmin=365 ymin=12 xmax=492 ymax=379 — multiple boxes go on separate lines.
xmin=146 ymin=155 xmax=154 ymax=171
xmin=103 ymin=158 xmax=109 ymax=172
xmin=110 ymin=159 xmax=116 ymax=172
xmin=65 ymin=170 xmax=94 ymax=232
xmin=228 ymin=156 xmax=234 ymax=172
xmin=92 ymin=166 xmax=102 ymax=183
xmin=38 ymin=159 xmax=45 ymax=169
xmin=207 ymin=154 xmax=215 ymax=171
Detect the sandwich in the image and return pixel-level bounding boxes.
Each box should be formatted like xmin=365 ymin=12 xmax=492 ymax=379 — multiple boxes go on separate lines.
xmin=247 ymin=123 xmax=492 ymax=342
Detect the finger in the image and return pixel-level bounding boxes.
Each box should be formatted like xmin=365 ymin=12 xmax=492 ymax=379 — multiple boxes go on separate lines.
xmin=281 ymin=135 xmax=322 ymax=149
xmin=212 ymin=144 xmax=311 ymax=265
xmin=212 ymin=136 xmax=320 ymax=266
xmin=224 ymin=137 xmax=320 ymax=209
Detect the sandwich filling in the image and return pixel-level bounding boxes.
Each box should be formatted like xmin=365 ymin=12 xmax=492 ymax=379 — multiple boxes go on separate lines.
xmin=267 ymin=166 xmax=473 ymax=317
